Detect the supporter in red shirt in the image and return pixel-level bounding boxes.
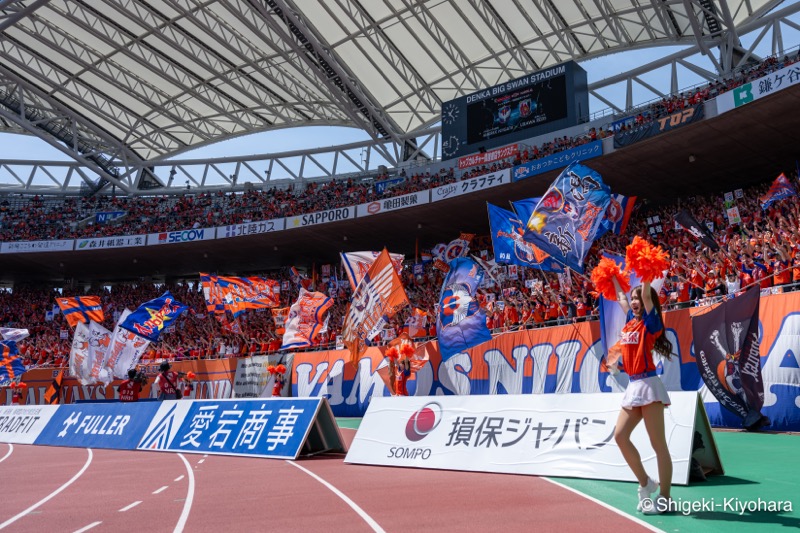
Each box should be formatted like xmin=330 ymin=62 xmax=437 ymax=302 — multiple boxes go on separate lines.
xmin=118 ymin=369 xmax=143 ymax=402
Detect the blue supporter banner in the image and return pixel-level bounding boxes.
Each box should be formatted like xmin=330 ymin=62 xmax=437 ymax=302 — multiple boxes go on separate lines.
xmin=374 ymin=177 xmax=404 ymax=194
xmin=139 ymin=398 xmax=324 ymax=459
xmin=512 ymin=140 xmax=602 ymax=182
xmin=35 ymin=402 xmax=161 ymax=449
xmin=95 ymin=211 xmax=126 ymax=224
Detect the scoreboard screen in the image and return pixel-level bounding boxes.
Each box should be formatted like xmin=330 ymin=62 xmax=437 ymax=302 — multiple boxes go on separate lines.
xmin=441 ymin=62 xmax=587 ymax=160
xmin=466 ymin=74 xmax=567 ymax=144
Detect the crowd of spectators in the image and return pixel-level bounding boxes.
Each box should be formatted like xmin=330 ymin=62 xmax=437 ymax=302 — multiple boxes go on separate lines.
xmin=1 ymin=51 xmax=795 ymax=243
xmin=1 ymin=50 xmax=799 ymax=370
xmin=2 ymin=167 xmax=799 ymax=371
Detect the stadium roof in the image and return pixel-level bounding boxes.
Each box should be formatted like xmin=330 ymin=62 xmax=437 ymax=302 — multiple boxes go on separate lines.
xmin=0 ymin=1 xmax=784 ymax=166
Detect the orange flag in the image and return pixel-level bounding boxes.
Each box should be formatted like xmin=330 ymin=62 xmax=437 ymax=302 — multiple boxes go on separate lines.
xmin=342 ymin=249 xmax=409 ymax=365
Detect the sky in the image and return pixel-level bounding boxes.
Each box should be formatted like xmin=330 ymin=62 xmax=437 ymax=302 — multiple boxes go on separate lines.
xmin=0 ymin=4 xmax=798 ymax=185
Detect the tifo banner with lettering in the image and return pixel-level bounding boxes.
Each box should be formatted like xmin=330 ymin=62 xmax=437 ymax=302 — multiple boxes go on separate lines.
xmin=0 ymin=405 xmax=60 ymax=444
xmin=346 ymin=393 xmax=699 ymax=484
xmin=512 ymin=140 xmax=602 ymax=181
xmin=613 ymin=104 xmax=705 ymax=148
xmin=292 ymin=291 xmax=800 ymax=431
xmin=138 ymin=398 xmax=326 ymax=459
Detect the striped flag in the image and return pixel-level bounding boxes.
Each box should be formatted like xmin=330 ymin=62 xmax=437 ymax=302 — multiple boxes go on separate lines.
xmin=342 ymin=249 xmax=409 ymax=364
xmin=56 ymin=296 xmax=104 ymax=328
xmin=0 ymin=340 xmax=25 ymax=384
xmin=44 ymin=370 xmax=64 ymax=405
xmin=341 ymin=251 xmax=405 ymax=291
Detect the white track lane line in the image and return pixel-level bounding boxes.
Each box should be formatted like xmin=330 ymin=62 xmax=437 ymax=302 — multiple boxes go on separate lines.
xmin=174 ymin=454 xmax=195 ymax=533
xmin=286 ymin=461 xmax=385 ymax=533
xmin=72 ymin=521 xmax=101 ymax=533
xmin=0 ymin=444 xmax=13 ymax=464
xmin=174 ymin=475 xmax=184 ymax=482
xmin=0 ymin=448 xmax=93 ymax=530
xmin=541 ymin=478 xmax=664 ymax=533
xmin=119 ymin=501 xmax=142 ymax=512
xmin=152 ymin=486 xmax=168 ymax=494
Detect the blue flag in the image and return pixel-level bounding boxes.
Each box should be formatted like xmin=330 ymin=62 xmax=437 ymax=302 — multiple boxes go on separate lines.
xmin=510 ymin=197 xmax=541 ymax=225
xmin=436 ymin=258 xmax=493 ymax=361
xmin=600 ymin=194 xmax=637 ymax=235
xmin=488 ymin=203 xmax=563 ymax=272
xmin=522 ymin=162 xmax=612 ymax=273
xmin=120 ymin=291 xmax=188 ymax=342
xmin=0 ymin=340 xmax=25 ymax=383
xmin=759 ymin=173 xmax=796 ymax=210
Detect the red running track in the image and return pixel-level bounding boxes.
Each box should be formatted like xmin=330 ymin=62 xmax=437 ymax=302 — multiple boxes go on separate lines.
xmin=0 ymin=433 xmax=655 ymax=533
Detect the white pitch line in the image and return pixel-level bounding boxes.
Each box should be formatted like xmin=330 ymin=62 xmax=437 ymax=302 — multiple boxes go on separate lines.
xmin=0 ymin=444 xmax=13 ymax=464
xmin=174 ymin=475 xmax=185 ymax=482
xmin=119 ymin=501 xmax=142 ymax=512
xmin=174 ymin=454 xmax=196 ymax=533
xmin=72 ymin=521 xmax=101 ymax=533
xmin=286 ymin=461 xmax=385 ymax=533
xmin=153 ymin=486 xmax=169 ymax=495
xmin=540 ymin=477 xmax=665 ymax=533
xmin=0 ymin=448 xmax=93 ymax=530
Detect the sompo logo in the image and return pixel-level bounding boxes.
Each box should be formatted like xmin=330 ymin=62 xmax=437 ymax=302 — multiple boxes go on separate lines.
xmin=405 ymin=401 xmax=443 ymax=442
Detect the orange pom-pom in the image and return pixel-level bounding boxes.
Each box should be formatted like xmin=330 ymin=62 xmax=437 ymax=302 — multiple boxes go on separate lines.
xmin=267 ymin=365 xmax=277 ymax=375
xmin=385 ymin=346 xmax=399 ymax=360
xmin=18 ymin=382 xmax=27 ymax=389
xmin=590 ymin=257 xmax=630 ymax=300
xmin=276 ymin=364 xmax=286 ymax=374
xmin=626 ymin=236 xmax=670 ymax=283
xmin=186 ymin=372 xmax=196 ymax=380
xmin=400 ymin=343 xmax=415 ymax=359
xmin=9 ymin=382 xmax=17 ymax=389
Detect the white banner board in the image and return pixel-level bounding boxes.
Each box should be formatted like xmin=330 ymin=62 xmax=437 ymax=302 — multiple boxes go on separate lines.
xmin=75 ymin=235 xmax=147 ymax=251
xmin=431 ymin=168 xmax=510 ymax=202
xmin=356 ymin=191 xmax=429 ymax=217
xmin=346 ymin=392 xmax=713 ymax=485
xmin=0 ymin=405 xmax=60 ymax=444
xmin=1 ymin=240 xmax=73 ymax=254
xmin=286 ymin=206 xmax=355 ymax=229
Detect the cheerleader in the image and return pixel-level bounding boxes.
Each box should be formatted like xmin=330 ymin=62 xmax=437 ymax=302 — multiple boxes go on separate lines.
xmin=592 ymin=238 xmax=674 ymax=515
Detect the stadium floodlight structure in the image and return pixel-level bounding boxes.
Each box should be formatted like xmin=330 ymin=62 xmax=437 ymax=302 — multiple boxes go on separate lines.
xmin=0 ymin=0 xmax=797 ymax=195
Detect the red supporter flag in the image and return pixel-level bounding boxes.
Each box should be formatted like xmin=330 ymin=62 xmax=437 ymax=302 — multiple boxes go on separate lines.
xmin=56 ymin=296 xmax=104 ymax=328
